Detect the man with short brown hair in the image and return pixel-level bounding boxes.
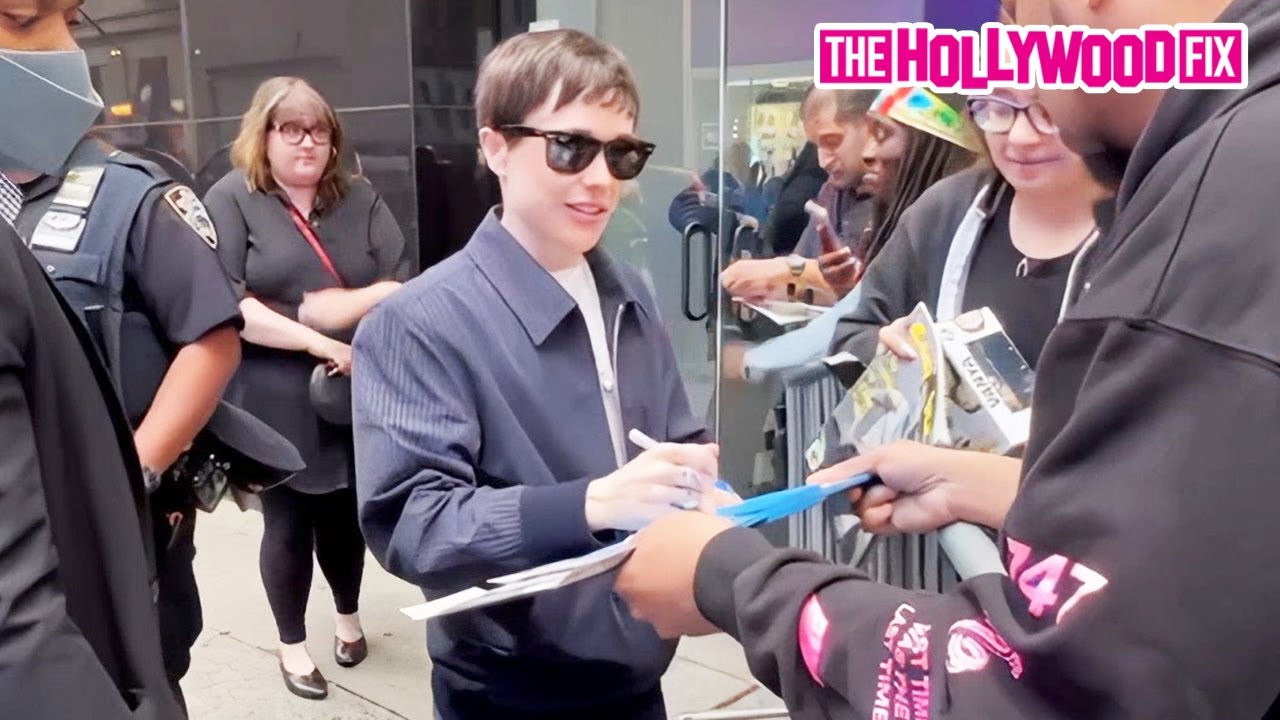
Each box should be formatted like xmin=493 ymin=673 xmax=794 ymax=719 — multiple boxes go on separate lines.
xmin=719 ymin=87 xmax=878 ymax=304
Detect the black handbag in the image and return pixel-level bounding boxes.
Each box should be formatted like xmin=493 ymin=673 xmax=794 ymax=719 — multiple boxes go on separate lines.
xmin=310 ymin=363 xmax=353 ymax=425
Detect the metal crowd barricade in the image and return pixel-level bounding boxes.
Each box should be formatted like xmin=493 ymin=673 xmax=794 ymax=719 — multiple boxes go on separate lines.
xmin=780 ymin=362 xmax=845 ymax=560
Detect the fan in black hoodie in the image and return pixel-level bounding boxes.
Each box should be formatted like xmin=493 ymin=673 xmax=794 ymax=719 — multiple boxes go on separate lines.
xmin=615 ymin=0 xmax=1280 ymax=717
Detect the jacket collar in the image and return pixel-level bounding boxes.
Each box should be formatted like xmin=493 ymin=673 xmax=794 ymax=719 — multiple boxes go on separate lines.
xmin=467 ymin=207 xmax=649 ymax=346
xmin=23 ymin=138 xmax=111 ymax=203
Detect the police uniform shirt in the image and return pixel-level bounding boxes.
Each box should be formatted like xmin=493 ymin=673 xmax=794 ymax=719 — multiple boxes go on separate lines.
xmin=15 ymin=140 xmax=244 ymax=424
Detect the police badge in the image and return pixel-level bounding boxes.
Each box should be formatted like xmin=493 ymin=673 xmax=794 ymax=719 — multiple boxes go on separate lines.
xmin=163 ymin=185 xmax=219 ymax=250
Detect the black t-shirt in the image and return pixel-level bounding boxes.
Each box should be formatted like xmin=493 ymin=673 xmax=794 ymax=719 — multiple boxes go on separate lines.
xmin=961 ymin=191 xmax=1074 ymax=368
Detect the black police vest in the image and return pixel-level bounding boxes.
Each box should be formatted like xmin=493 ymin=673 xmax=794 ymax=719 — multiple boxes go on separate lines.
xmin=28 ymin=152 xmax=170 ymax=398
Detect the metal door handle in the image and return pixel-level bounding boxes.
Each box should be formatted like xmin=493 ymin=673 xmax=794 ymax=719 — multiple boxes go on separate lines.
xmin=682 ymin=222 xmax=712 ymax=321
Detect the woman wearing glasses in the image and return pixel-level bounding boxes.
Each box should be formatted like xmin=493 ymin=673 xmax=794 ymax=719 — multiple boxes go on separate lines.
xmin=823 ymin=87 xmax=1113 ymax=538
xmin=833 ymin=87 xmax=1112 ymax=373
xmin=203 ymin=76 xmax=411 ymax=700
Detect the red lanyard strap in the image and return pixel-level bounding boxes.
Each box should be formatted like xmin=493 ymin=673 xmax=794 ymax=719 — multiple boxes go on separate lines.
xmin=287 ymin=203 xmax=345 ymax=288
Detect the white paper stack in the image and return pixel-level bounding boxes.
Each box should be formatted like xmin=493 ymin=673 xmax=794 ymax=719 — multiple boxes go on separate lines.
xmin=735 ymin=298 xmax=827 ymax=327
xmin=401 ymin=538 xmax=636 ymax=621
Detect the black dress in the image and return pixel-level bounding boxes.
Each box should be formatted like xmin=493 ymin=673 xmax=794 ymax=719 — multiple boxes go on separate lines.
xmin=204 ymin=169 xmax=410 ymax=494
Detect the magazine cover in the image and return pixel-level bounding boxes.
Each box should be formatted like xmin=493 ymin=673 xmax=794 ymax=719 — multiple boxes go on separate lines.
xmin=807 ymin=305 xmax=1034 ymax=470
xmin=808 ymin=303 xmax=948 ymax=470
xmin=938 ymin=308 xmax=1035 ymax=455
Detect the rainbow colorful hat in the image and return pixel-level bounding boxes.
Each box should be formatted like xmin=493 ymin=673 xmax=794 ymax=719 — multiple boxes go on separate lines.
xmin=869 ymin=87 xmax=983 ymax=154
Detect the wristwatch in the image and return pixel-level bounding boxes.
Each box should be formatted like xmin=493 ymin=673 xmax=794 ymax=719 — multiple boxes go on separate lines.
xmin=785 ymin=254 xmax=807 ymax=277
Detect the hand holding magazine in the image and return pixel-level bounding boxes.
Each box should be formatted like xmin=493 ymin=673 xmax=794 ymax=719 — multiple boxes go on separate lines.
xmin=808 ymin=303 xmax=1033 ymax=468
xmin=806 ymin=304 xmax=1030 ymax=581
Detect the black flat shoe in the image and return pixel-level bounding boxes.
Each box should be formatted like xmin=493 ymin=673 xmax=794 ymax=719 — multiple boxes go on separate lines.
xmin=335 ymin=635 xmax=368 ymax=668
xmin=280 ymin=661 xmax=328 ymax=700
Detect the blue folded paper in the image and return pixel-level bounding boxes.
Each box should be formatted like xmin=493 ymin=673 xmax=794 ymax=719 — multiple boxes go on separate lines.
xmin=717 ymin=473 xmax=878 ymax=528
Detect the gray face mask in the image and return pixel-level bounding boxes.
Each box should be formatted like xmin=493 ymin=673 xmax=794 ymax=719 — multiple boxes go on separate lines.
xmin=0 ymin=49 xmax=104 ymax=175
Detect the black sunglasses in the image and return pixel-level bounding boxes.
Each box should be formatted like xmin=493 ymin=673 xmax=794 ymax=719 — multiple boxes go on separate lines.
xmin=966 ymin=96 xmax=1059 ymax=136
xmin=497 ymin=125 xmax=656 ymax=180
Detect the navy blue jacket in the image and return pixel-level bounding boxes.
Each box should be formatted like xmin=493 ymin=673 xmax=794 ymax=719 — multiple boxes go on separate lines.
xmin=352 ymin=209 xmax=708 ymax=710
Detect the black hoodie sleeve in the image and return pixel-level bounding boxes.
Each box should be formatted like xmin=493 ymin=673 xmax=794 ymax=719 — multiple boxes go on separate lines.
xmin=693 ymin=98 xmax=1280 ymax=720
xmin=697 ymin=318 xmax=1280 ymax=719
xmin=829 ymin=169 xmax=995 ymax=361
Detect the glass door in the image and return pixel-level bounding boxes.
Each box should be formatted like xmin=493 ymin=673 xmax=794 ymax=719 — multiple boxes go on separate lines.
xmin=714 ymin=1 xmax=925 ymax=546
xmin=714 ymin=2 xmax=819 ymax=545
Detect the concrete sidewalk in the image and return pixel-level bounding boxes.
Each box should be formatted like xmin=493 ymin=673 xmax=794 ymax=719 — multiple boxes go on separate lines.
xmin=184 ymin=504 xmax=784 ymax=719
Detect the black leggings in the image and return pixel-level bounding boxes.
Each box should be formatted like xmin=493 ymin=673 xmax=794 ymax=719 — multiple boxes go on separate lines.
xmin=259 ymin=485 xmax=365 ymax=644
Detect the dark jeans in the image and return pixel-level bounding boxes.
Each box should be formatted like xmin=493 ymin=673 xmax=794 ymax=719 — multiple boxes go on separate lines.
xmin=431 ymin=671 xmax=665 ymax=720
xmin=259 ymin=485 xmax=365 ymax=644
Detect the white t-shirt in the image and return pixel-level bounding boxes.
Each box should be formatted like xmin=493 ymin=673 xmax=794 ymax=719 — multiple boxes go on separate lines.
xmin=550 ymin=261 xmax=629 ymax=469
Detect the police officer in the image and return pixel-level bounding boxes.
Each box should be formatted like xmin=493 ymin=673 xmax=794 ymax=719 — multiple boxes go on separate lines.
xmin=4 ymin=1 xmax=257 ymax=709
xmin=2 ymin=5 xmax=183 ymax=720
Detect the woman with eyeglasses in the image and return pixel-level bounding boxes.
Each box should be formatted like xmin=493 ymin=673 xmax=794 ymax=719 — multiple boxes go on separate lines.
xmin=832 ymin=87 xmax=1112 ymax=373
xmin=822 ymin=87 xmax=1113 ymax=538
xmin=203 ymin=76 xmax=411 ymax=700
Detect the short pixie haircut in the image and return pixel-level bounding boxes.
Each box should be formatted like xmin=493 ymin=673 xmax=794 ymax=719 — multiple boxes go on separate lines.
xmin=475 ymin=29 xmax=641 ymax=130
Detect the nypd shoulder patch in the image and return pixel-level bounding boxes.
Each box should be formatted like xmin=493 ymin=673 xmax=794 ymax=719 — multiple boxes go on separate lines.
xmin=163 ymin=185 xmax=219 ymax=250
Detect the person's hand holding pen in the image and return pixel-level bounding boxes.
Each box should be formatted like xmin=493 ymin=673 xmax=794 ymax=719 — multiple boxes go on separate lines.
xmin=584 ymin=431 xmax=721 ymax=532
xmin=628 ymin=430 xmax=742 ymax=513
